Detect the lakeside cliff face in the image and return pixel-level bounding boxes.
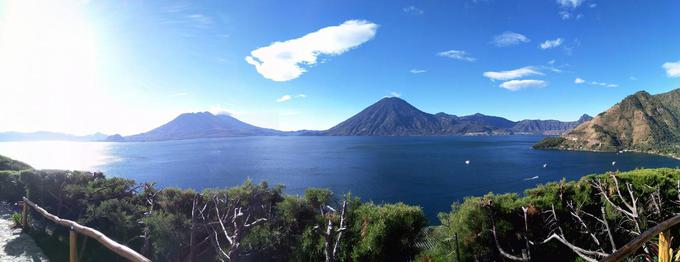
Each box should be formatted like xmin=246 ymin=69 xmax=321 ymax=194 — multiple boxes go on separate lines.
xmin=322 ymin=97 xmax=589 ymax=136
xmin=534 ymin=88 xmax=680 ymax=158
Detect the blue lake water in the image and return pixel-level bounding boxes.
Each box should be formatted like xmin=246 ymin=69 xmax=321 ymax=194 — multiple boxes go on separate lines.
xmin=1 ymin=136 xmax=679 ymax=222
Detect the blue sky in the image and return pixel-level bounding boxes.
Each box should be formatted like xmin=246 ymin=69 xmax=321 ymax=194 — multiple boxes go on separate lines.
xmin=1 ymin=0 xmax=679 ymax=135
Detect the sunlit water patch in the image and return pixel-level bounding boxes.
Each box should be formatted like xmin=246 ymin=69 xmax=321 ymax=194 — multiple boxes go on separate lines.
xmin=0 ymin=141 xmax=116 ymax=170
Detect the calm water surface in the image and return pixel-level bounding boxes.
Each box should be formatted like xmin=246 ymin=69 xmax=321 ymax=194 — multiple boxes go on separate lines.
xmin=1 ymin=136 xmax=679 ymax=221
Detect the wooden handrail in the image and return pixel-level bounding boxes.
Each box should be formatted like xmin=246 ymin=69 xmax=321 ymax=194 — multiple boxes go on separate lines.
xmin=600 ymin=214 xmax=680 ymax=262
xmin=22 ymin=197 xmax=151 ymax=262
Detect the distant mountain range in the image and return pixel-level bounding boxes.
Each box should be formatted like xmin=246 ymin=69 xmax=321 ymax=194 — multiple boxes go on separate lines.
xmin=320 ymin=97 xmax=591 ymax=136
xmin=0 ymin=98 xmax=592 ymax=143
xmin=534 ymin=88 xmax=680 ymax=159
xmin=0 ymin=131 xmax=108 ymax=142
xmin=107 ymin=112 xmax=292 ymax=142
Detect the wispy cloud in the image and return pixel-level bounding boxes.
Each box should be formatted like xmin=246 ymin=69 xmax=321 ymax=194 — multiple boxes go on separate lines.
xmin=483 ymin=66 xmax=543 ymax=81
xmin=276 ymin=95 xmax=292 ymax=102
xmin=245 ymin=20 xmax=378 ymax=82
xmin=276 ymin=94 xmax=307 ymax=102
xmin=629 ymin=76 xmax=638 ymax=81
xmin=557 ymin=0 xmax=586 ymax=9
xmin=163 ymin=3 xmax=189 ymax=13
xmin=389 ymin=91 xmax=401 ymax=97
xmin=491 ymin=31 xmax=530 ymax=47
xmin=160 ymin=13 xmax=214 ymax=28
xmin=187 ymin=14 xmax=212 ymax=26
xmin=575 ymin=77 xmax=618 ymax=87
xmin=169 ymin=92 xmax=188 ymax=97
xmin=403 ymin=6 xmax=424 ymax=15
xmin=557 ymin=0 xmax=587 ymax=20
xmin=410 ymin=69 xmax=426 ymax=74
xmin=499 ymin=79 xmax=546 ymax=91
xmin=540 ymin=38 xmax=564 ymax=49
xmin=591 ymin=81 xmax=618 ymax=87
xmin=663 ymin=60 xmax=680 ymax=78
xmin=437 ymin=50 xmax=476 ymax=62
xmin=209 ymin=105 xmax=239 ymax=116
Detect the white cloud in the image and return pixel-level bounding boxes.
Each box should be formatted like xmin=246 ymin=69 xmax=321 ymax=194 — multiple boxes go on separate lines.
xmin=557 ymin=0 xmax=586 ymax=20
xmin=437 ymin=50 xmax=476 ymax=62
xmin=169 ymin=92 xmax=189 ymax=97
xmin=559 ymin=11 xmax=571 ymax=20
xmin=491 ymin=31 xmax=530 ymax=47
xmin=389 ymin=91 xmax=401 ymax=97
xmin=587 ymin=81 xmax=618 ymax=87
xmin=629 ymin=76 xmax=638 ymax=81
xmin=209 ymin=105 xmax=239 ymax=116
xmin=403 ymin=6 xmax=424 ymax=15
xmin=499 ymin=79 xmax=546 ymax=91
xmin=557 ymin=0 xmax=585 ymax=9
xmin=276 ymin=95 xmax=292 ymax=102
xmin=589 ymin=3 xmax=597 ymax=8
xmin=663 ymin=61 xmax=680 ymax=78
xmin=548 ymin=59 xmax=556 ymax=65
xmin=186 ymin=14 xmax=212 ymax=26
xmin=245 ymin=20 xmax=378 ymax=81
xmin=576 ymin=77 xmax=619 ymax=87
xmin=410 ymin=69 xmax=426 ymax=74
xmin=483 ymin=66 xmax=543 ymax=81
xmin=277 ymin=94 xmax=307 ymax=102
xmin=540 ymin=38 xmax=564 ymax=49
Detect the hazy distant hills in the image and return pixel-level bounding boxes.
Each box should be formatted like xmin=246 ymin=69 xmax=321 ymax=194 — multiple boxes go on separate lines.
xmin=534 ymin=88 xmax=680 ymax=158
xmin=513 ymin=114 xmax=593 ymax=135
xmin=0 ymin=131 xmax=108 ymax=142
xmin=0 ymin=98 xmax=592 ymax=142
xmin=110 ymin=112 xmax=287 ymax=142
xmin=322 ymin=97 xmax=589 ymax=136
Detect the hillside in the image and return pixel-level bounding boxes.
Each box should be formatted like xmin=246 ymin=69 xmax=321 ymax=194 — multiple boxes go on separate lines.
xmin=117 ymin=112 xmax=285 ymax=141
xmin=324 ymin=97 xmax=443 ymax=135
xmin=322 ymin=97 xmax=588 ymax=136
xmin=0 ymin=154 xmax=32 ymax=171
xmin=534 ymin=88 xmax=680 ymax=158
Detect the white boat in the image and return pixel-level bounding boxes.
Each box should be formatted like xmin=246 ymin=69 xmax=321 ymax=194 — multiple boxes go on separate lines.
xmin=543 ymin=163 xmax=548 ymax=168
xmin=465 ymin=160 xmax=470 ymax=165
xmin=612 ymin=161 xmax=616 ymax=166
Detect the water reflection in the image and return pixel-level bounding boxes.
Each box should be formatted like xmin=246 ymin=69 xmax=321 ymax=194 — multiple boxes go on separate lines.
xmin=0 ymin=141 xmax=114 ymax=170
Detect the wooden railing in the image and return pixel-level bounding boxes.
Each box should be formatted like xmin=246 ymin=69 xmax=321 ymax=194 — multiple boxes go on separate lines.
xmin=19 ymin=197 xmax=152 ymax=262
xmin=600 ymin=214 xmax=680 ymax=262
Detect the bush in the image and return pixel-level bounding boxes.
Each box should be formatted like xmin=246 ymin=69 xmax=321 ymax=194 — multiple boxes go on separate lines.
xmin=0 ymin=170 xmax=24 ymax=202
xmin=0 ymin=154 xmax=32 ymax=171
xmin=532 ymin=136 xmax=566 ymax=149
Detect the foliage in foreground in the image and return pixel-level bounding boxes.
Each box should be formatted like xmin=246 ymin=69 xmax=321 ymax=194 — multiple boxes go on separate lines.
xmin=421 ymin=168 xmax=680 ymax=262
xmin=0 ymin=165 xmax=427 ymax=262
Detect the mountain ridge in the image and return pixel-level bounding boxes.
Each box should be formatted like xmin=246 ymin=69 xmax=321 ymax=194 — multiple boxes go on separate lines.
xmin=533 ymin=88 xmax=680 ymax=159
xmin=111 ymin=112 xmax=287 ymax=142
xmin=321 ymin=97 xmax=589 ymax=136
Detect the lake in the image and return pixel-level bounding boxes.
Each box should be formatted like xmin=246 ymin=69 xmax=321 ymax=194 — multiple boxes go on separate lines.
xmin=1 ymin=135 xmax=679 ymax=221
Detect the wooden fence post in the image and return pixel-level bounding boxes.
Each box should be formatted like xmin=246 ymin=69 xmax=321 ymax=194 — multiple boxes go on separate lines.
xmin=70 ymin=229 xmax=78 ymax=262
xmin=455 ymin=232 xmax=461 ymax=262
xmin=659 ymin=230 xmax=671 ymax=262
xmin=21 ymin=201 xmax=28 ymax=228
